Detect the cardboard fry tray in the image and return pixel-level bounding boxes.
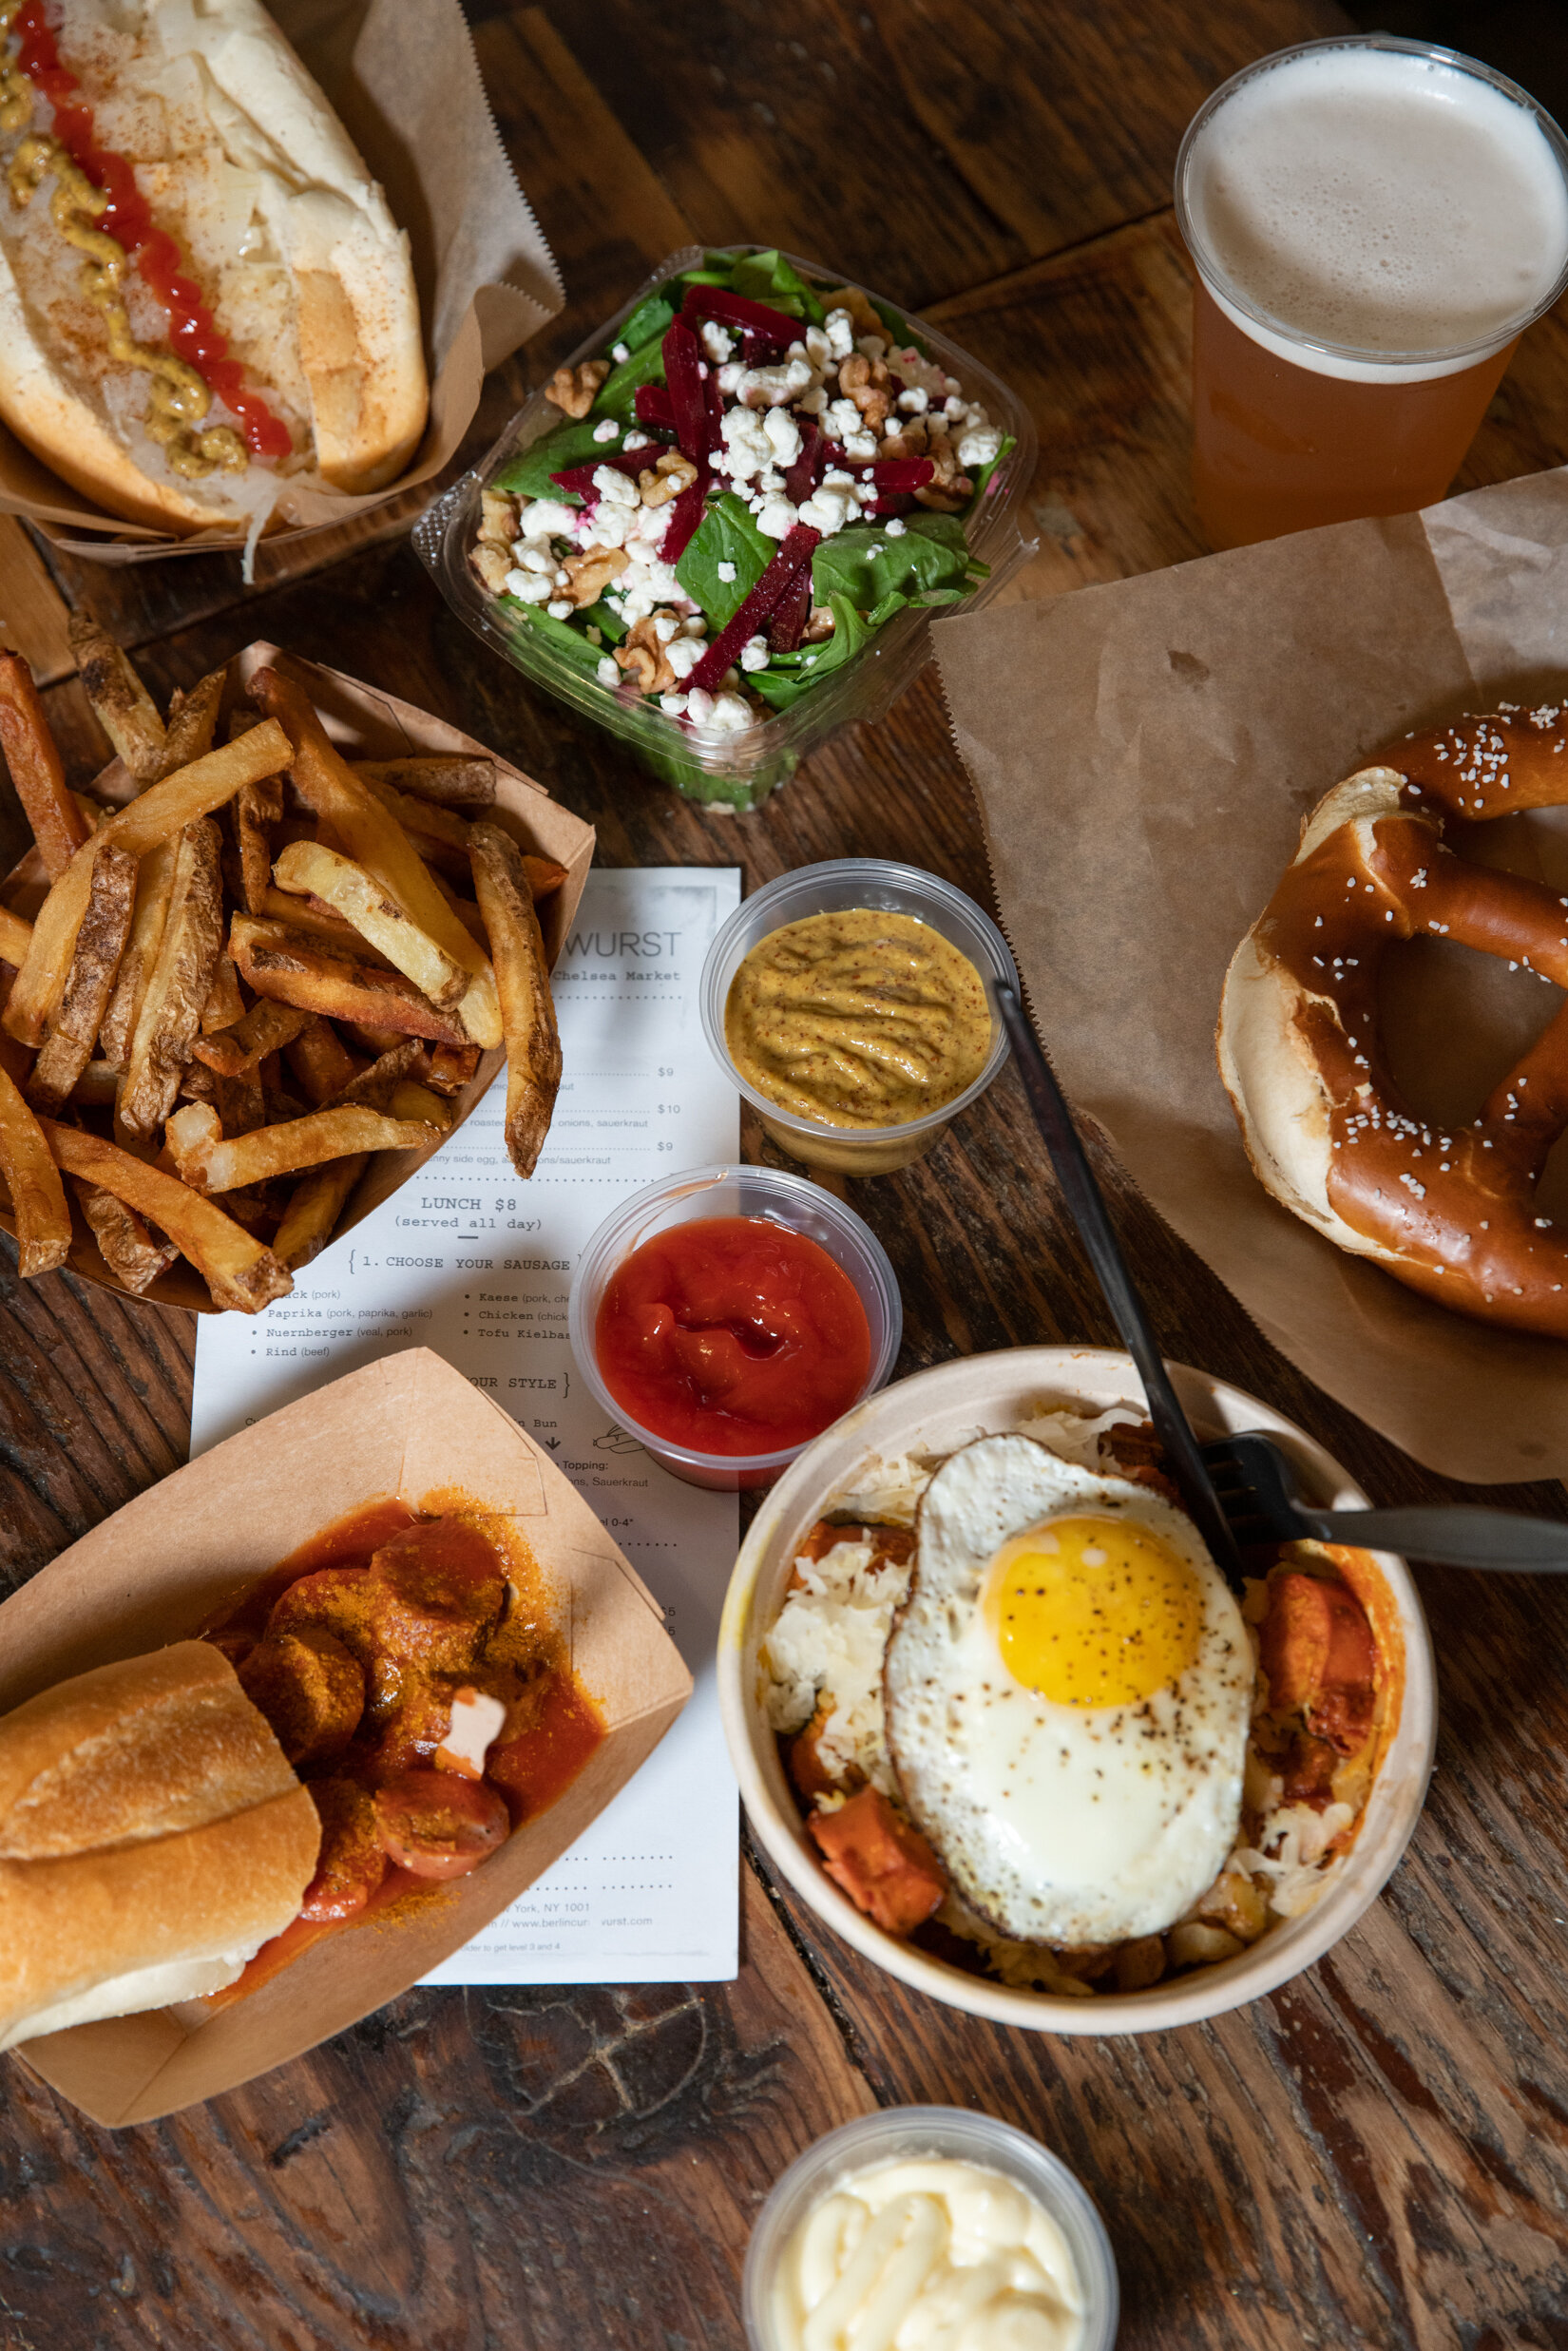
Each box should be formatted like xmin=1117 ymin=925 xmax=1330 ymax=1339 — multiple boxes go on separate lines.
xmin=0 ymin=1348 xmax=693 ymax=2128
xmin=0 ymin=640 xmax=596 ymax=1312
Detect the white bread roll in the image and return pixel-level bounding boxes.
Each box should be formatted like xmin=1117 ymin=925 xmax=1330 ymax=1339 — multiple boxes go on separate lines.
xmin=0 ymin=1640 xmax=320 ymax=2051
xmin=0 ymin=0 xmax=428 ymax=536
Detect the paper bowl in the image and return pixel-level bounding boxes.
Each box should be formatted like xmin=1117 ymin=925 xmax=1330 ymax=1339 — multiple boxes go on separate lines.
xmin=0 ymin=643 xmax=594 ymax=1313
xmin=0 ymin=1348 xmax=690 ymax=2125
xmin=718 ymin=1345 xmax=1436 ymax=2034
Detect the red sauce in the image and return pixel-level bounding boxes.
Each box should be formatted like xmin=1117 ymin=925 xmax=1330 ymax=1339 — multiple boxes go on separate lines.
xmin=196 ymin=1496 xmax=606 ymax=2006
xmin=13 ymin=1 xmax=293 ymax=460
xmin=594 ymin=1214 xmax=872 ymax=1455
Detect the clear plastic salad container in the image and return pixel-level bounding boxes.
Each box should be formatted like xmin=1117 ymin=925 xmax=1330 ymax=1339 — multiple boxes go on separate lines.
xmin=414 ymin=244 xmax=1037 ymax=813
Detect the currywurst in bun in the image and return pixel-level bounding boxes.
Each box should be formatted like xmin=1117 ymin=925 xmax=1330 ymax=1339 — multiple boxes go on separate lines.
xmin=0 ymin=1641 xmax=319 ymax=2051
xmin=0 ymin=0 xmax=428 ymax=536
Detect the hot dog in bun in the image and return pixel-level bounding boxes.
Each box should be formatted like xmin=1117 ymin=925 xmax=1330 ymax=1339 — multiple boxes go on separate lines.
xmin=0 ymin=0 xmax=428 ymax=536
xmin=0 ymin=1641 xmax=320 ymax=2051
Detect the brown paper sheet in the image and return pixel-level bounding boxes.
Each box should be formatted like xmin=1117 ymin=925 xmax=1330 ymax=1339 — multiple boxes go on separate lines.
xmin=933 ymin=464 xmax=1568 ymax=1486
xmin=0 ymin=1348 xmax=692 ymax=2126
xmin=0 ymin=640 xmax=596 ymax=1311
xmin=0 ymin=0 xmax=561 ymax=559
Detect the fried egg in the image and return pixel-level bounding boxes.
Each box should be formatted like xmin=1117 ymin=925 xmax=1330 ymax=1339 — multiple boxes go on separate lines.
xmin=883 ymin=1434 xmax=1252 ymax=1947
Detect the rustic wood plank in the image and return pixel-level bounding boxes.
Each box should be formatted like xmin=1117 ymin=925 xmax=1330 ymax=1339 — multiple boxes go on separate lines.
xmin=0 ymin=518 xmax=74 ymax=684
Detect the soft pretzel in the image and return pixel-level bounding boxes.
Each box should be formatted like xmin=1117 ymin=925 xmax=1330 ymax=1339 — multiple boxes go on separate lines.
xmin=1217 ymin=701 xmax=1568 ymax=1337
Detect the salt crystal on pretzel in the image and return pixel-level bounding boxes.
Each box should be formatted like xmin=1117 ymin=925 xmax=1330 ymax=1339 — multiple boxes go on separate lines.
xmin=1218 ymin=704 xmax=1568 ymax=1336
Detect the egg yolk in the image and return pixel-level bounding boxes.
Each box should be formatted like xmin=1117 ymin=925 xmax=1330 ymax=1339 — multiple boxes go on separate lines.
xmin=984 ymin=1514 xmax=1203 ymax=1707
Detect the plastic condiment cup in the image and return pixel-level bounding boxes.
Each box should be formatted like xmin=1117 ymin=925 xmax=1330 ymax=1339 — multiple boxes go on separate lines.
xmin=742 ymin=2106 xmax=1119 ymax=2351
xmin=567 ymin=1163 xmax=903 ymax=1494
xmin=699 ymin=859 xmax=1020 ymax=1176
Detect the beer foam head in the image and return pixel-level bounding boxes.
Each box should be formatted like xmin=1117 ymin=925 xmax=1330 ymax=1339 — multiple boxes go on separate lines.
xmin=1182 ymin=43 xmax=1568 ymax=379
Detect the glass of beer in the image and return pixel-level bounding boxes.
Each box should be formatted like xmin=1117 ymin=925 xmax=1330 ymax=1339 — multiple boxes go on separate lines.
xmin=1175 ymin=36 xmax=1568 ymax=548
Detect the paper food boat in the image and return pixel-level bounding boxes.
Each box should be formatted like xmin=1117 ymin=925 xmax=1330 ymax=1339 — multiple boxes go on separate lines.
xmin=0 ymin=1348 xmax=692 ymax=2127
xmin=0 ymin=641 xmax=595 ymax=1311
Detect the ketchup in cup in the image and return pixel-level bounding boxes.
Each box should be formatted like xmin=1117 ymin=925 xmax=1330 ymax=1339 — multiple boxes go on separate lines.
xmin=596 ymin=1216 xmax=870 ymax=1457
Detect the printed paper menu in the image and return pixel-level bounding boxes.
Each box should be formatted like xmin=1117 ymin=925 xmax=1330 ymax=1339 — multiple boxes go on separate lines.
xmin=190 ymin=868 xmax=743 ymax=1983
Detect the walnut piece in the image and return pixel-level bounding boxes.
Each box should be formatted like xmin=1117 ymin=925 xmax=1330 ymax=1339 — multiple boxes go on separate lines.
xmin=470 ymin=541 xmax=513 ymax=596
xmin=639 ymin=449 xmax=699 ymax=507
xmin=822 ymin=286 xmax=884 ymax=342
xmin=915 ymin=431 xmax=972 ymax=513
xmin=561 ymin=545 xmax=629 ymax=607
xmin=838 ymin=351 xmax=891 ymax=431
xmin=545 ymin=360 xmax=611 ymax=419
xmin=614 ymin=612 xmax=680 ymax=696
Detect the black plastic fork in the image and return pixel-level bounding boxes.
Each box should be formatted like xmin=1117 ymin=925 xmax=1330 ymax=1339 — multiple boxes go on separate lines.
xmin=993 ymin=983 xmax=1249 ymax=1594
xmin=1202 ymin=1431 xmax=1568 ymax=1571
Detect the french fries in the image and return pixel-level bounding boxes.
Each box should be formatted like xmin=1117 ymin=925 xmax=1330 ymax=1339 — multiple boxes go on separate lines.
xmin=352 ymin=755 xmax=496 ymax=812
xmin=273 ymin=837 xmax=470 ymax=1011
xmin=73 ymin=1179 xmax=178 ymax=1294
xmin=167 ymin=1099 xmax=439 ymax=1193
xmin=118 ymin=818 xmax=224 ymax=1138
xmin=27 ymin=842 xmax=137 ymax=1117
xmin=230 ymin=914 xmax=472 ymax=1045
xmin=0 ymin=653 xmax=91 ymax=880
xmin=0 ymin=630 xmax=567 ymax=1307
xmin=69 ymin=610 xmax=166 ymax=784
xmin=468 ymin=823 xmax=562 ymax=1179
xmin=0 ymin=1064 xmax=71 ymax=1274
xmin=251 ymin=668 xmax=503 ymax=1049
xmin=3 ymin=722 xmax=291 ymax=1049
xmin=41 ymin=1119 xmax=291 ymax=1311
xmin=0 ymin=906 xmax=32 ymax=973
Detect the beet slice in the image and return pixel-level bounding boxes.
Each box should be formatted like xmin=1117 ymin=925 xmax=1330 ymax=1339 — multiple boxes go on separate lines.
xmin=548 ymin=450 xmax=648 ymax=500
xmin=685 ymin=524 xmax=820 ymax=696
xmin=660 ymin=472 xmax=711 ymax=564
xmin=820 ymin=445 xmax=934 ymax=493
xmin=680 ymin=284 xmax=800 ymax=352
xmin=767 ymin=564 xmax=813 ymax=654
xmin=661 ymin=318 xmax=712 ymax=464
xmin=634 ymin=385 xmax=678 ymax=430
xmin=783 ymin=417 xmax=824 ymax=507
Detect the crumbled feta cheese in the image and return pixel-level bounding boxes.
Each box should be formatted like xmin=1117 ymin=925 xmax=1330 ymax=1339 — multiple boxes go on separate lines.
xmin=659 ymin=692 xmax=689 ymax=715
xmin=592 ymin=418 xmax=620 ymax=443
xmin=805 ymin=324 xmax=832 ymax=370
xmin=623 ymin=430 xmax=651 ymax=452
xmin=717 ymin=360 xmax=746 ymax=395
xmin=593 ymin=465 xmax=640 ymax=507
xmin=517 ymin=496 xmax=579 ymax=542
xmin=943 ymin=394 xmax=966 ymax=419
xmin=700 ymin=319 xmax=735 ymax=363
xmin=756 ymin=493 xmax=804 ymax=538
xmin=665 ymin=635 xmax=703 ymax=680
xmin=719 ymin=404 xmax=774 ymax=485
xmin=825 ymin=306 xmax=855 ymax=359
xmin=707 ymin=690 xmax=755 ymax=733
xmin=797 ymin=383 xmax=828 ymax=417
xmin=653 ymin=612 xmax=679 ymax=642
xmin=546 ymin=599 xmax=572 ymax=619
xmin=763 ymin=407 xmax=802 ymax=467
xmin=514 ymin=545 xmax=553 ymax=575
xmin=611 ymin=341 xmax=629 ymax=363
xmin=504 ymin=569 xmax=553 ymax=603
xmin=739 ymin=636 xmax=770 ymax=671
xmin=827 ymin=395 xmax=863 ymax=442
xmin=856 ymin=334 xmax=887 ymax=360
xmin=897 ymin=385 xmax=929 ymax=414
xmin=842 ymin=429 xmax=878 ymax=460
xmin=553 ymin=568 xmax=570 ymax=586
xmin=738 ymin=358 xmax=813 ymax=408
xmin=797 ymin=481 xmax=861 ymax=536
xmin=882 ymin=413 xmax=904 ymax=438
xmin=684 ymin=687 xmax=716 ymax=725
xmin=957 ymin=424 xmax=1003 ymax=469
xmin=942 ymin=373 xmax=962 ymax=396
xmin=717 ymin=560 xmax=737 ymax=583
xmin=884 ymin=516 xmax=907 ymax=537
xmin=889 ymin=346 xmax=949 ymax=400
xmin=596 ymin=655 xmax=621 ymax=686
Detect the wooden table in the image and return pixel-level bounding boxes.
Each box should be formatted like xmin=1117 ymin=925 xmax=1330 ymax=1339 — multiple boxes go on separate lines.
xmin=5 ymin=3 xmax=1568 ymax=2343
